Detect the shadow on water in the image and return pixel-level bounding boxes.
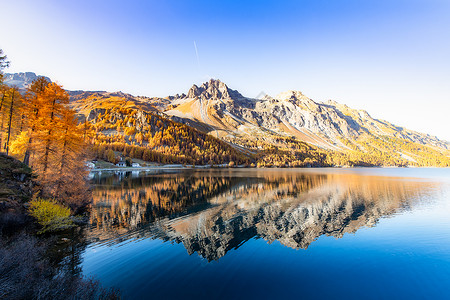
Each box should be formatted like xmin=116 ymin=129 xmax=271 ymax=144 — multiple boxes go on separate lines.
xmin=86 ymin=169 xmax=441 ymax=261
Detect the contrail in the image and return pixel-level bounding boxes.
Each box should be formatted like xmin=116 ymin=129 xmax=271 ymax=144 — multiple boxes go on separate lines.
xmin=193 ymin=41 xmax=200 ymax=69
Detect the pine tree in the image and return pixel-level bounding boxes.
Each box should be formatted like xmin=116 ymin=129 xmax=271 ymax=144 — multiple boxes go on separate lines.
xmin=0 ymin=49 xmax=9 ymax=83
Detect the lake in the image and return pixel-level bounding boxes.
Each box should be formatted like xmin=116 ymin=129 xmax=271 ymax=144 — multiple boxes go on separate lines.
xmin=81 ymin=168 xmax=450 ymax=299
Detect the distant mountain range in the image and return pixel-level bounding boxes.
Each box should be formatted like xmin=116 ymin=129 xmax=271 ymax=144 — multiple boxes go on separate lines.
xmin=5 ymin=72 xmax=450 ymax=167
xmin=4 ymin=72 xmax=51 ymax=91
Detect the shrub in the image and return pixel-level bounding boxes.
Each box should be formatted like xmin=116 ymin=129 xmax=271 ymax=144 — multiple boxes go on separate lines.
xmin=0 ymin=234 xmax=121 ymax=299
xmin=28 ymin=198 xmax=75 ymax=234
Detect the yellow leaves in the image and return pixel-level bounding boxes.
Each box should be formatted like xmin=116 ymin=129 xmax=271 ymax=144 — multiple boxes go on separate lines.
xmin=9 ymin=131 xmax=29 ymax=159
xmin=1 ymin=87 xmax=24 ymax=155
xmin=81 ymin=100 xmax=248 ymax=165
xmin=105 ymin=149 xmax=116 ymax=163
xmin=135 ymin=132 xmax=144 ymax=145
xmin=15 ymin=80 xmax=92 ymax=209
xmin=29 ymin=198 xmax=74 ymax=234
xmin=124 ymin=127 xmax=136 ymax=135
xmin=40 ymin=83 xmax=70 ymax=118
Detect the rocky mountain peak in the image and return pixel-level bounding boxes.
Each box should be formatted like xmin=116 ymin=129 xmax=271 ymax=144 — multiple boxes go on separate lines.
xmin=255 ymin=91 xmax=273 ymax=101
xmin=275 ymin=90 xmax=319 ymax=110
xmin=4 ymin=72 xmax=52 ymax=91
xmin=186 ymin=79 xmax=244 ymax=100
xmin=275 ymin=90 xmax=305 ymax=101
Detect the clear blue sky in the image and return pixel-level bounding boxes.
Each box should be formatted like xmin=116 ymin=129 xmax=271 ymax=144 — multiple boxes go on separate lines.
xmin=2 ymin=0 xmax=450 ymax=140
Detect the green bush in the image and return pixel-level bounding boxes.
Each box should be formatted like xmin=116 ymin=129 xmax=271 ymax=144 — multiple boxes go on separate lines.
xmin=28 ymin=198 xmax=75 ymax=234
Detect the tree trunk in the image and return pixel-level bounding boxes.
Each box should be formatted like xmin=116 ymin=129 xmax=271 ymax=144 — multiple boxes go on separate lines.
xmin=56 ymin=126 xmax=69 ymax=196
xmin=19 ymin=113 xmax=25 ymax=132
xmin=42 ymin=128 xmax=52 ymax=175
xmin=83 ymin=120 xmax=87 ymax=142
xmin=0 ymin=92 xmax=5 ymax=112
xmin=5 ymin=90 xmax=15 ymax=155
xmin=0 ymin=92 xmax=5 ymax=149
xmin=23 ymin=106 xmax=40 ymax=166
xmin=42 ymin=98 xmax=56 ymax=175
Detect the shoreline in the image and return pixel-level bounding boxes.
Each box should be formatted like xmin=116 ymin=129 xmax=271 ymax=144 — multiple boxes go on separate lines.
xmin=89 ymin=164 xmax=221 ymax=172
xmin=88 ymin=165 xmax=448 ymax=172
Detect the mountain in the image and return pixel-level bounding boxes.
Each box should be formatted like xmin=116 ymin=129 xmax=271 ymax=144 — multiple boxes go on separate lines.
xmin=4 ymin=72 xmax=51 ymax=91
xmin=68 ymin=84 xmax=322 ymax=166
xmin=5 ymin=72 xmax=450 ymax=166
xmin=69 ymin=89 xmax=250 ymax=165
xmin=69 ymin=90 xmax=161 ymax=118
xmin=157 ymin=79 xmax=450 ymax=166
xmin=163 ymin=79 xmax=449 ymax=151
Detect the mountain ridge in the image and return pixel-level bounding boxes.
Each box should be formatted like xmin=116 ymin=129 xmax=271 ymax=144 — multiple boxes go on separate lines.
xmin=4 ymin=72 xmax=450 ymax=167
xmin=163 ymin=79 xmax=449 ymax=151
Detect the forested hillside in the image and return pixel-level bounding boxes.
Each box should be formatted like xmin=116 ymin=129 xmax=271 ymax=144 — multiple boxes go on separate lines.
xmin=71 ymin=93 xmax=250 ymax=165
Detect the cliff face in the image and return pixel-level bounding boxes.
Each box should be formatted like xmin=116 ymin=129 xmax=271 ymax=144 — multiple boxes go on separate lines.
xmin=184 ymin=79 xmax=244 ymax=100
xmin=0 ymin=154 xmax=35 ymax=232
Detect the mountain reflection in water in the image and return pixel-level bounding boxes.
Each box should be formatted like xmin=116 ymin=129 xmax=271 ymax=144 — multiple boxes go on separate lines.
xmin=88 ymin=169 xmax=437 ymax=261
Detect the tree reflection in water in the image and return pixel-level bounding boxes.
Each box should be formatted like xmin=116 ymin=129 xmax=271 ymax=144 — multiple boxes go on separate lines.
xmin=87 ymin=169 xmax=438 ymax=261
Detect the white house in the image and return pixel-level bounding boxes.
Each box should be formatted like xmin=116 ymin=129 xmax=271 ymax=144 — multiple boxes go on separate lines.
xmin=132 ymin=163 xmax=141 ymax=168
xmin=116 ymin=161 xmax=126 ymax=167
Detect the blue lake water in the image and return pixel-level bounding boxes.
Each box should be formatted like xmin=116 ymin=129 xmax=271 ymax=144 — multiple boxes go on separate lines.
xmin=82 ymin=168 xmax=450 ymax=299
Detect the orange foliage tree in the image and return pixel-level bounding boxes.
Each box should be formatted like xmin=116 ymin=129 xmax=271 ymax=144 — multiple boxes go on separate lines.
xmin=7 ymin=79 xmax=92 ymax=211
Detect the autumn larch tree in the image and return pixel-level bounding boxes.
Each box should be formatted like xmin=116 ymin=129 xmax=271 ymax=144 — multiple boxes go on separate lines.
xmin=33 ymin=82 xmax=70 ymax=177
xmin=17 ymin=81 xmax=92 ymax=211
xmin=0 ymin=87 xmax=22 ymax=155
xmin=4 ymin=87 xmax=20 ymax=155
xmin=22 ymin=77 xmax=51 ymax=165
